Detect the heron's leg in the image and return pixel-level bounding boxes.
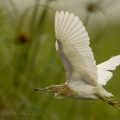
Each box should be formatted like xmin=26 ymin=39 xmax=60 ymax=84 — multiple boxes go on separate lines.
xmin=95 ymin=93 xmax=120 ymax=109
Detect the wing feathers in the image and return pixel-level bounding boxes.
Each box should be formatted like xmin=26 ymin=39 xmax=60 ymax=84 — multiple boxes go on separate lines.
xmin=97 ymin=55 xmax=120 ymax=85
xmin=55 ymin=11 xmax=120 ymax=86
xmin=55 ymin=11 xmax=98 ymax=85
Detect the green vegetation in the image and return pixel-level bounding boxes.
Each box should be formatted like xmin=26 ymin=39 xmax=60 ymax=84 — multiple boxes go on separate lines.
xmin=0 ymin=0 xmax=120 ymax=120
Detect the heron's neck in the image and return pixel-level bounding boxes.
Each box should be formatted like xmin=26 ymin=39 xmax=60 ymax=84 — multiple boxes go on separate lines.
xmin=55 ymin=84 xmax=78 ymax=99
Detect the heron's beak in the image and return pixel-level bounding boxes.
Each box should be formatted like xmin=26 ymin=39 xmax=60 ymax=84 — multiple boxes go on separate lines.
xmin=34 ymin=88 xmax=46 ymax=91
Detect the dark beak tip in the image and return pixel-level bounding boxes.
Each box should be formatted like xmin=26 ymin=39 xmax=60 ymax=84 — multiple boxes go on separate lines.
xmin=33 ymin=88 xmax=39 ymax=91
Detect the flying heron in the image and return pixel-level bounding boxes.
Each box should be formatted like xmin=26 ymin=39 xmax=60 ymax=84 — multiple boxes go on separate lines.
xmin=34 ymin=11 xmax=120 ymax=109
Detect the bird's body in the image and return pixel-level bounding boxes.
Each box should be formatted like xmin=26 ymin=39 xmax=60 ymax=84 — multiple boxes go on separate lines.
xmin=67 ymin=81 xmax=99 ymax=100
xmin=55 ymin=82 xmax=99 ymax=100
xmin=47 ymin=82 xmax=111 ymax=100
xmin=35 ymin=11 xmax=120 ymax=109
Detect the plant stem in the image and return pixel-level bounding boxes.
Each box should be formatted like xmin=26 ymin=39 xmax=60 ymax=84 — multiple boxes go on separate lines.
xmin=8 ymin=0 xmax=20 ymax=20
xmin=29 ymin=0 xmax=40 ymax=33
xmin=83 ymin=12 xmax=91 ymax=28
xmin=29 ymin=0 xmax=51 ymax=72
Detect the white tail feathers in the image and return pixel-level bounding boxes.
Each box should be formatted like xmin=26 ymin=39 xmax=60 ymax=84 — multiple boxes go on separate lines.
xmin=97 ymin=55 xmax=120 ymax=85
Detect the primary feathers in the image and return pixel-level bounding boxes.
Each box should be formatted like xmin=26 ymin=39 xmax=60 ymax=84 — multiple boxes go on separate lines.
xmin=55 ymin=11 xmax=98 ymax=86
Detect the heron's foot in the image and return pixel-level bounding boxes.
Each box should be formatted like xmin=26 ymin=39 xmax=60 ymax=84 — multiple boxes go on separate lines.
xmin=101 ymin=96 xmax=120 ymax=110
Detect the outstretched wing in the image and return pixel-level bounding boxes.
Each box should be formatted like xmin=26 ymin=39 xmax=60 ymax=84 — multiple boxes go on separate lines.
xmin=55 ymin=11 xmax=98 ymax=86
xmin=97 ymin=55 xmax=120 ymax=85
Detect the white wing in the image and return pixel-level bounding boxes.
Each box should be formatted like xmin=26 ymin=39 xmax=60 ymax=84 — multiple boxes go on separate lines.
xmin=97 ymin=55 xmax=120 ymax=85
xmin=55 ymin=11 xmax=98 ymax=86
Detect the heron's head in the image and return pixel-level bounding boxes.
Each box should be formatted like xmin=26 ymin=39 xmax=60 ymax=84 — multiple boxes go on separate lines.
xmin=34 ymin=85 xmax=58 ymax=93
xmin=45 ymin=85 xmax=58 ymax=93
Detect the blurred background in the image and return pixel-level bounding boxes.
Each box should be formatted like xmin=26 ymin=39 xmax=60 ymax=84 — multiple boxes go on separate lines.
xmin=0 ymin=0 xmax=120 ymax=120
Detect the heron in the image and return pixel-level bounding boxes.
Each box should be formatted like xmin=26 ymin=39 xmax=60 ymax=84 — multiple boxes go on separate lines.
xmin=34 ymin=11 xmax=120 ymax=109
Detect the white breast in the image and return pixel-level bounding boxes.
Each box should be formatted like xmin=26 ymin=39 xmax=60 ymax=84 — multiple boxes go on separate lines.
xmin=67 ymin=81 xmax=99 ymax=100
